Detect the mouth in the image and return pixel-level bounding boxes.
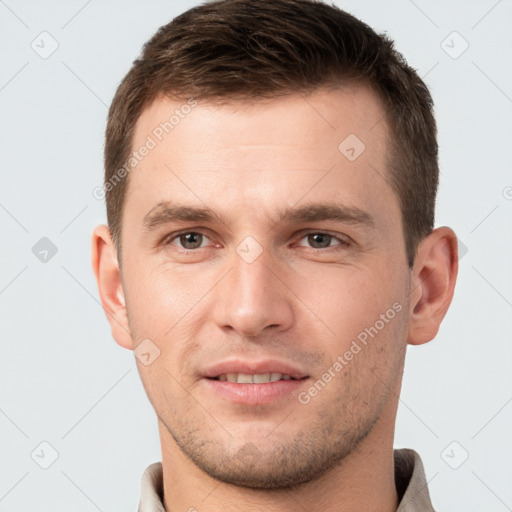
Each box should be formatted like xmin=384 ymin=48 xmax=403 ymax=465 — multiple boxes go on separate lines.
xmin=211 ymin=373 xmax=301 ymax=383
xmin=202 ymin=360 xmax=310 ymax=405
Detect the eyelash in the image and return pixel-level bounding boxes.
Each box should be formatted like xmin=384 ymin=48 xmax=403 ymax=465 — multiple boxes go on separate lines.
xmin=161 ymin=229 xmax=351 ymax=253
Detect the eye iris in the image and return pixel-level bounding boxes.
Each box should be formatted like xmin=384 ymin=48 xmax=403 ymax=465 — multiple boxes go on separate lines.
xmin=308 ymin=233 xmax=331 ymax=249
xmin=180 ymin=233 xmax=203 ymax=249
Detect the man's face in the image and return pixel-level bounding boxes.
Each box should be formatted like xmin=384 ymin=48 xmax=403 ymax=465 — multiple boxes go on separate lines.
xmin=120 ymin=86 xmax=411 ymax=488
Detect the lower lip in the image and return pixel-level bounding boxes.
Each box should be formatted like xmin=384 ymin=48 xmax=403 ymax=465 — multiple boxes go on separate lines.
xmin=202 ymin=378 xmax=308 ymax=405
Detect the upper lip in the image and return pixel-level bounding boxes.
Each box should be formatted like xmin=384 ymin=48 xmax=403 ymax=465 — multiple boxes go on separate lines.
xmin=203 ymin=359 xmax=309 ymax=380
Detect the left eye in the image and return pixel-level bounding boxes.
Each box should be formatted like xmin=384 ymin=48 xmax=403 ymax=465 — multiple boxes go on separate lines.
xmin=297 ymin=233 xmax=347 ymax=250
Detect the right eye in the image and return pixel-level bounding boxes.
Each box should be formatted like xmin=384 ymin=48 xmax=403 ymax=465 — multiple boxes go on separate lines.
xmin=163 ymin=231 xmax=213 ymax=251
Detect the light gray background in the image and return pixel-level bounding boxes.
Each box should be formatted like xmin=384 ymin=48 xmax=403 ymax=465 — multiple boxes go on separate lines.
xmin=1 ymin=0 xmax=511 ymax=511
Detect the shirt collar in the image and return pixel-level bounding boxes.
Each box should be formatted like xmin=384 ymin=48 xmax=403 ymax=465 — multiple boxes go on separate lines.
xmin=138 ymin=448 xmax=435 ymax=512
xmin=395 ymin=448 xmax=435 ymax=511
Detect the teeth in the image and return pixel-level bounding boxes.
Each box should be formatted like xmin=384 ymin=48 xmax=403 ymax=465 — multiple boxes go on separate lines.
xmin=217 ymin=373 xmax=293 ymax=383
xmin=253 ymin=373 xmax=271 ymax=383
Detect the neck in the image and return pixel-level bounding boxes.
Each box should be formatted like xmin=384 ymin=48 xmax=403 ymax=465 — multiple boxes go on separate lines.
xmin=158 ymin=399 xmax=400 ymax=512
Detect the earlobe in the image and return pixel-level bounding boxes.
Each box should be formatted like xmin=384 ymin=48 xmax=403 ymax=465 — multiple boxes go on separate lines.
xmin=407 ymin=227 xmax=459 ymax=346
xmin=91 ymin=225 xmax=134 ymax=350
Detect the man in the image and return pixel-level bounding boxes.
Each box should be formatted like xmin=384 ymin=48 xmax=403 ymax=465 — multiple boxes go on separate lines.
xmin=91 ymin=0 xmax=458 ymax=510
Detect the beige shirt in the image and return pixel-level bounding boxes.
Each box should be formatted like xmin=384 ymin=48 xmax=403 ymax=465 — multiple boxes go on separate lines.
xmin=138 ymin=448 xmax=435 ymax=511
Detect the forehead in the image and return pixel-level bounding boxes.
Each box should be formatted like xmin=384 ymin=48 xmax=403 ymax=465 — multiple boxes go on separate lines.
xmin=133 ymin=85 xmax=388 ymax=163
xmin=124 ymin=85 xmax=397 ymax=234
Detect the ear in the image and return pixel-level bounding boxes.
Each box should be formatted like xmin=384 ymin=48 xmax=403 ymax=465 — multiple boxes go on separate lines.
xmin=91 ymin=224 xmax=133 ymax=350
xmin=407 ymin=226 xmax=459 ymax=346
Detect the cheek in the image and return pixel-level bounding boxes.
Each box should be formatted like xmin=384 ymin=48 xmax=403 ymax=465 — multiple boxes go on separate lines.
xmin=125 ymin=260 xmax=206 ymax=337
xmin=290 ymin=262 xmax=399 ymax=345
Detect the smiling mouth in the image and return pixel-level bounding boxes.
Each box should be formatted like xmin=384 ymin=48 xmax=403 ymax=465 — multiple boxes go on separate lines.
xmin=210 ymin=373 xmax=306 ymax=383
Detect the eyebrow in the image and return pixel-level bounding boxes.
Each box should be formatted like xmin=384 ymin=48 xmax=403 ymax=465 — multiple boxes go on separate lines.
xmin=142 ymin=200 xmax=375 ymax=232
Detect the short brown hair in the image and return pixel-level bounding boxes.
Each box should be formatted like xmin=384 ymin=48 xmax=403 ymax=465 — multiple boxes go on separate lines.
xmin=104 ymin=0 xmax=438 ymax=268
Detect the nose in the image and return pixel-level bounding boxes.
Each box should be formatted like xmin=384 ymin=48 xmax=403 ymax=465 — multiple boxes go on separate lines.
xmin=211 ymin=243 xmax=295 ymax=339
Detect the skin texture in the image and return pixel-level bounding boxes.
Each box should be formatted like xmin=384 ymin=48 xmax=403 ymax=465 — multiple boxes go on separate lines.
xmin=92 ymin=85 xmax=458 ymax=512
